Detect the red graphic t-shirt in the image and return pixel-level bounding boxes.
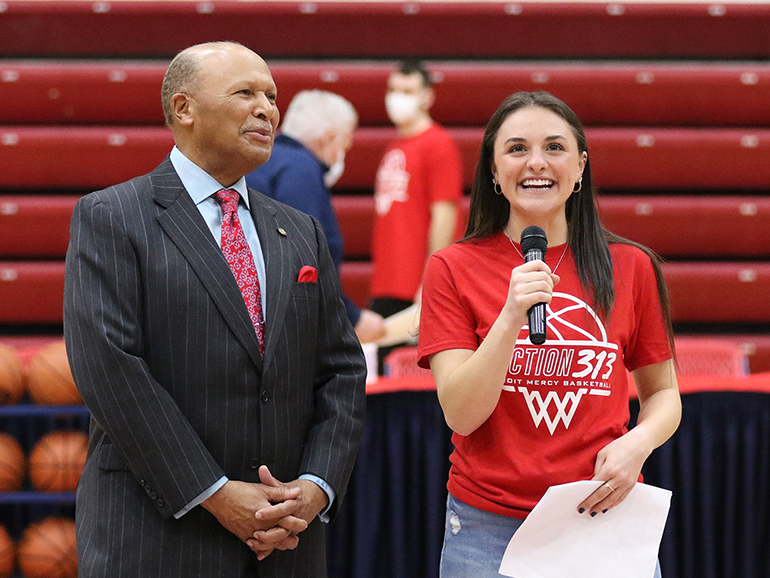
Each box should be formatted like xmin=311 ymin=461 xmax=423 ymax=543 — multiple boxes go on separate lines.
xmin=370 ymin=124 xmax=463 ymax=301
xmin=417 ymin=232 xmax=672 ymax=518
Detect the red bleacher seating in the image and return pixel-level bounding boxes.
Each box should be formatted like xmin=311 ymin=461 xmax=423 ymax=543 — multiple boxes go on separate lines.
xmin=0 ymin=61 xmax=167 ymax=125
xmin=598 ymin=196 xmax=770 ymax=258
xmin=4 ymin=193 xmax=769 ymax=262
xmin=333 ymin=195 xmax=770 ymax=260
xmin=350 ymin=126 xmax=770 ymax=190
xmin=339 ymin=262 xmax=770 ymax=324
xmin=0 ymin=196 xmax=78 ymax=258
xmin=0 ymin=261 xmax=65 ymax=323
xmin=4 ymin=125 xmax=770 ymax=191
xmin=664 ymin=263 xmax=770 ymax=323
xmin=1 ymin=2 xmax=769 ymax=374
xmin=5 ymin=60 xmax=770 ymax=127
xmin=673 ymin=337 xmax=748 ymax=377
xmin=330 ymin=196 xmax=373 ymax=259
xmin=0 ymin=127 xmax=172 ymax=189
xmin=4 ymin=260 xmax=764 ymax=327
xmin=2 ymin=2 xmax=770 ymax=59
xmin=338 ymin=262 xmax=372 ymax=314
xmin=711 ymin=335 xmax=770 ymax=374
xmin=429 ymin=63 xmax=770 ymax=128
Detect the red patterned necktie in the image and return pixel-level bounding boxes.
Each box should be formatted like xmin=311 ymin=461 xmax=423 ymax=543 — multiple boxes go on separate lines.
xmin=214 ymin=189 xmax=265 ymax=353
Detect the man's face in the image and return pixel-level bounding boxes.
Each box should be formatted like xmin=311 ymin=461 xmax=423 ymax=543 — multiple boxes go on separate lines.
xmin=183 ymin=44 xmax=280 ymax=185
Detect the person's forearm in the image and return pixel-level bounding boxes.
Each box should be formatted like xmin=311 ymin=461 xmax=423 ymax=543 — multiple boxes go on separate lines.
xmin=634 ymin=385 xmax=681 ymax=454
xmin=631 ymin=360 xmax=682 ymax=453
xmin=428 ymin=201 xmax=457 ymax=255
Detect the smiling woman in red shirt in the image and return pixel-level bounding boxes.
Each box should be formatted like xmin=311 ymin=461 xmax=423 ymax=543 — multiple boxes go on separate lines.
xmin=418 ymin=91 xmax=681 ymax=578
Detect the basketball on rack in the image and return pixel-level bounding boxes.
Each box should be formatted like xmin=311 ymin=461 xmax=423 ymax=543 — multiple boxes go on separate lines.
xmin=26 ymin=341 xmax=82 ymax=405
xmin=0 ymin=523 xmax=15 ymax=578
xmin=18 ymin=517 xmax=77 ymax=578
xmin=0 ymin=343 xmax=25 ymax=405
xmin=28 ymin=430 xmax=88 ymax=493
xmin=0 ymin=432 xmax=25 ymax=492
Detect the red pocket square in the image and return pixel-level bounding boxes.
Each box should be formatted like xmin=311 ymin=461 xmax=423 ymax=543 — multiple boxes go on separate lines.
xmin=298 ymin=266 xmax=318 ymax=283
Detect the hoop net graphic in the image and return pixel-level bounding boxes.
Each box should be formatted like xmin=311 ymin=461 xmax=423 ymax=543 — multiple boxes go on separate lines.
xmin=502 ymin=292 xmax=621 ymax=434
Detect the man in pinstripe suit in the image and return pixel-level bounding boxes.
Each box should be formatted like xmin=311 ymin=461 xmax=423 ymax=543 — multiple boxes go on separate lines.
xmin=63 ymin=42 xmax=367 ymax=577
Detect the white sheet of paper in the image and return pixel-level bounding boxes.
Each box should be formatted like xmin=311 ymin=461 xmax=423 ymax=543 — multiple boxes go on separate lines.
xmin=499 ymin=480 xmax=671 ymax=578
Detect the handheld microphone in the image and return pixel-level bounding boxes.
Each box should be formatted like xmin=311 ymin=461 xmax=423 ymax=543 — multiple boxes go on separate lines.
xmin=520 ymin=226 xmax=548 ymax=345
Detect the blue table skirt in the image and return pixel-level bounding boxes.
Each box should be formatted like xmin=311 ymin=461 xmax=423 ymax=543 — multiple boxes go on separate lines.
xmin=327 ymin=390 xmax=770 ymax=578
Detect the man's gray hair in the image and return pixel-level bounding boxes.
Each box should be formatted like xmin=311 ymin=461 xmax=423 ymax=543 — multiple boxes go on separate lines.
xmin=161 ymin=50 xmax=202 ymax=127
xmin=280 ymin=90 xmax=358 ymax=143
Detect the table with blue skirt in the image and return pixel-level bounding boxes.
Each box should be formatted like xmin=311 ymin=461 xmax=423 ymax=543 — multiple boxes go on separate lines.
xmin=326 ymin=374 xmax=770 ymax=578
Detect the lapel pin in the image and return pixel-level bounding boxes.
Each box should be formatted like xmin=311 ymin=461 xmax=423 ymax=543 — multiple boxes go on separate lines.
xmin=277 ymin=227 xmax=287 ymax=236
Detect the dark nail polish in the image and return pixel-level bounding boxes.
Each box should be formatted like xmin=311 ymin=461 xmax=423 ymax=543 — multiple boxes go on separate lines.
xmin=602 ymin=509 xmax=608 ymax=514
xmin=578 ymin=508 xmax=585 ymax=514
xmin=590 ymin=511 xmax=597 ymax=517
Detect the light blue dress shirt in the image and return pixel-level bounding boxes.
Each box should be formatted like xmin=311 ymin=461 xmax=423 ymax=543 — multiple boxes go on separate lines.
xmin=168 ymin=147 xmax=334 ymax=522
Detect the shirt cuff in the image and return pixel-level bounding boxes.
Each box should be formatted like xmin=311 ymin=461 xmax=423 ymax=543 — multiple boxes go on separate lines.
xmin=174 ymin=475 xmax=228 ymax=519
xmin=298 ymin=474 xmax=336 ymax=523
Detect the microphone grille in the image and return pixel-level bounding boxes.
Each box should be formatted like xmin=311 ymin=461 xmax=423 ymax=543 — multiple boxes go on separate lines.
xmin=521 ymin=226 xmax=548 ymax=253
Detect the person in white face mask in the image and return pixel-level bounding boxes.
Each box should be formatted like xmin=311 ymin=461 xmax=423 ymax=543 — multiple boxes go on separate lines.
xmin=370 ymin=61 xmax=464 ymax=374
xmin=247 ymin=90 xmax=387 ymax=344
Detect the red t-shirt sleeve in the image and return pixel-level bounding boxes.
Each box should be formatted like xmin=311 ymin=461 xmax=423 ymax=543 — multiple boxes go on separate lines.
xmin=623 ymin=249 xmax=672 ymax=371
xmin=425 ymin=129 xmax=464 ymax=204
xmin=418 ymin=252 xmax=479 ymax=368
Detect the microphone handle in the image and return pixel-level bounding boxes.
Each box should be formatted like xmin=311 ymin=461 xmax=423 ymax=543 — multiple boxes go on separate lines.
xmin=524 ymin=248 xmax=547 ymax=345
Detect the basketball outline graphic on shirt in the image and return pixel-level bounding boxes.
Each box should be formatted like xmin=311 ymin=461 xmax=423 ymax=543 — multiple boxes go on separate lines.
xmin=374 ymin=149 xmax=410 ymax=215
xmin=501 ymin=291 xmax=619 ymax=435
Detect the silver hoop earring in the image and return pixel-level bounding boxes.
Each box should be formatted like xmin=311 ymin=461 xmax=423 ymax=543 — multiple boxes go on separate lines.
xmin=573 ymin=178 xmax=583 ymax=193
xmin=492 ymin=179 xmax=503 ymax=195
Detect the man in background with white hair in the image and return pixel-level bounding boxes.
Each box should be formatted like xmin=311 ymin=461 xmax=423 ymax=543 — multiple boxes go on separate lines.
xmin=247 ymin=90 xmax=386 ymax=343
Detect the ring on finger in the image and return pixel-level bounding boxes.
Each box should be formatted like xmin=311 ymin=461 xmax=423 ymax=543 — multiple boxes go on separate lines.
xmin=603 ymin=482 xmax=615 ymax=492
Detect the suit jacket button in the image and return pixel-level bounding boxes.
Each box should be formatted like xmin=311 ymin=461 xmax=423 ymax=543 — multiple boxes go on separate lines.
xmin=260 ymin=391 xmax=269 ymax=403
xmin=157 ymin=499 xmax=164 ymax=508
xmin=150 ymin=492 xmax=157 ymax=500
xmin=250 ymin=458 xmax=260 ymax=469
xmin=144 ymin=486 xmax=152 ymax=494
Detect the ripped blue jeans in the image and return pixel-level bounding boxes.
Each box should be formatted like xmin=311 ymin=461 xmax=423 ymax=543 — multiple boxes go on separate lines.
xmin=440 ymin=493 xmax=663 ymax=578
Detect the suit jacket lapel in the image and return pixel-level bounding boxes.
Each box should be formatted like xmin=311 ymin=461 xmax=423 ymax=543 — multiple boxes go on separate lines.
xmin=249 ymin=189 xmax=292 ymax=374
xmin=152 ymin=159 xmax=263 ymax=372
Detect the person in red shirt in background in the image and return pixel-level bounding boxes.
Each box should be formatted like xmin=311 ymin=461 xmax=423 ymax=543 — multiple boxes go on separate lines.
xmin=369 ymin=60 xmax=464 ymax=373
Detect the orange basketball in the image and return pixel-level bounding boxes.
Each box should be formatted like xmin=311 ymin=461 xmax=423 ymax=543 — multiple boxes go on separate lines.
xmin=28 ymin=431 xmax=88 ymax=492
xmin=0 ymin=343 xmax=24 ymax=405
xmin=18 ymin=517 xmax=77 ymax=578
xmin=0 ymin=524 xmax=15 ymax=578
xmin=0 ymin=433 xmax=25 ymax=492
xmin=26 ymin=341 xmax=82 ymax=405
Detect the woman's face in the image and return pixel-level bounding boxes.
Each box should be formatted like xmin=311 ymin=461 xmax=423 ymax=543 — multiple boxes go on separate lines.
xmin=491 ymin=105 xmax=587 ymax=225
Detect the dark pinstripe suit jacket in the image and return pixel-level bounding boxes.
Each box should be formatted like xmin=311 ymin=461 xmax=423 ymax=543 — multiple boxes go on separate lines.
xmin=63 ymin=158 xmax=367 ymax=578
